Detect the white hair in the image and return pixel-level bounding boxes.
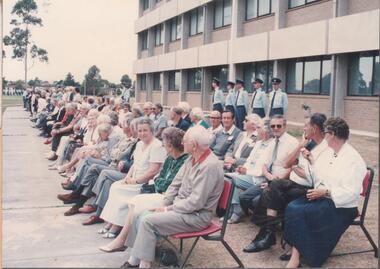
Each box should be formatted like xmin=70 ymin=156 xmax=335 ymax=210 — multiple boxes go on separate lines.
xmin=246 ymin=113 xmax=262 ymax=127
xmin=177 ymin=101 xmax=191 ymax=114
xmin=97 ymin=114 xmax=111 ymax=125
xmin=186 ymin=126 xmax=212 ymax=149
xmin=190 ymin=107 xmax=204 ymax=120
xmin=80 ymin=103 xmax=91 ymax=111
xmin=97 ymin=123 xmax=113 ymax=134
xmin=87 ymin=109 xmax=99 ymax=118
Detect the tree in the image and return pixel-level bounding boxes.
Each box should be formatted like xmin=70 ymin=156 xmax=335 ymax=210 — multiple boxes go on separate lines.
xmin=3 ymin=0 xmax=48 ymax=87
xmin=14 ymin=80 xmax=26 ymax=90
xmin=27 ymin=77 xmax=42 ymax=88
xmin=83 ymin=65 xmax=103 ymax=96
xmin=121 ymin=74 xmax=132 ymax=88
xmin=2 ymin=77 xmax=8 ymax=88
xmin=63 ymin=72 xmax=79 ymax=86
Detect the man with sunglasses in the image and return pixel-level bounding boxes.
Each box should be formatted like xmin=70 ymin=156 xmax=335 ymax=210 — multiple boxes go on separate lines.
xmin=268 ymin=78 xmax=288 ymax=117
xmin=241 ymin=115 xmax=298 ymax=252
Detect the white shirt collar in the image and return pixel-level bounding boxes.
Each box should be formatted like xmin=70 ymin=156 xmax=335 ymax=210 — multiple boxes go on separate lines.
xmin=223 ymin=125 xmax=236 ymax=135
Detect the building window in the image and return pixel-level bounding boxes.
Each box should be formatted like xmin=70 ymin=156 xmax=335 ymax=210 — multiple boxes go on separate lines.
xmin=170 ymin=17 xmax=182 ymax=42
xmin=141 ymin=0 xmax=149 ymax=11
xmin=189 ymin=7 xmax=204 ymax=36
xmin=211 ymin=66 xmax=229 ymax=92
xmin=246 ymin=0 xmax=276 ymax=20
xmin=242 ymin=61 xmax=274 ymax=93
xmin=214 ymin=0 xmax=232 ymax=29
xmin=348 ymin=51 xmax=379 ymax=96
xmin=139 ymin=74 xmax=147 ymax=91
xmin=140 ymin=31 xmax=148 ymax=50
xmin=169 ymin=71 xmax=180 ymax=91
xmin=289 ymin=0 xmax=320 ymax=9
xmin=187 ymin=69 xmax=202 ymax=91
xmin=286 ymin=56 xmax=331 ymax=95
xmin=154 ymin=24 xmax=163 ymax=46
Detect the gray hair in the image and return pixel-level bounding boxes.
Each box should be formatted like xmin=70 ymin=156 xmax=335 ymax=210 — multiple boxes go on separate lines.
xmin=246 ymin=113 xmax=262 ymax=127
xmin=144 ymin=101 xmax=154 ymax=109
xmin=137 ymin=117 xmax=154 ymax=133
xmin=177 ymin=101 xmax=191 ymax=114
xmin=190 ymin=107 xmax=204 ymax=120
xmin=270 ymin=114 xmax=287 ymax=125
xmin=132 ymin=105 xmax=144 ymax=118
xmin=171 ymin=106 xmax=184 ymax=116
xmin=162 ymin=127 xmax=185 ymax=152
xmin=130 ymin=118 xmax=140 ymax=133
xmin=108 ymin=111 xmax=119 ymax=126
xmin=122 ymin=114 xmax=135 ymax=128
xmin=97 ymin=114 xmax=111 ymax=125
xmin=80 ymin=103 xmax=91 ymax=111
xmin=97 ymin=123 xmax=113 ymax=135
xmin=66 ymin=102 xmax=77 ymax=111
xmin=186 ymin=126 xmax=212 ymax=149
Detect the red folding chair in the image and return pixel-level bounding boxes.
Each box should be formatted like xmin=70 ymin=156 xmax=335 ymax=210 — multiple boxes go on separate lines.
xmin=332 ymin=166 xmax=378 ymax=257
xmin=170 ymin=177 xmax=244 ymax=268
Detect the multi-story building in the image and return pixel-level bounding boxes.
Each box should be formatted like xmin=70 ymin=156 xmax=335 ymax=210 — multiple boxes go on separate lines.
xmin=133 ymin=0 xmax=379 ymax=135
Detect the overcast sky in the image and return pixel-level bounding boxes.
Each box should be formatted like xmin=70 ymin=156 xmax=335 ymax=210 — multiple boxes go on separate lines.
xmin=3 ymin=0 xmax=138 ymax=84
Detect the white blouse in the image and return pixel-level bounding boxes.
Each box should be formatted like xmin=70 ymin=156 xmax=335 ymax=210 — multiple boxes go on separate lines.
xmin=312 ymin=143 xmax=366 ymax=208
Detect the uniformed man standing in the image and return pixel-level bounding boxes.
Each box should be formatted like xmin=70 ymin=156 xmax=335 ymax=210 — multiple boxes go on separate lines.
xmin=235 ymin=79 xmax=249 ymax=130
xmin=250 ymin=78 xmax=266 ymax=118
xmin=268 ymin=78 xmax=288 ymax=117
xmin=225 ymin=80 xmax=236 ymax=114
xmin=211 ymin=77 xmax=225 ymax=114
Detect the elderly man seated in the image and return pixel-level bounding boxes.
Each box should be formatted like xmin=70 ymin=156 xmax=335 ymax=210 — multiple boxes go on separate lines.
xmin=210 ymin=110 xmax=241 ymax=160
xmin=169 ymin=106 xmax=191 ymax=132
xmin=207 ymin=110 xmax=223 ymax=136
xmin=120 ymin=126 xmax=225 ymax=268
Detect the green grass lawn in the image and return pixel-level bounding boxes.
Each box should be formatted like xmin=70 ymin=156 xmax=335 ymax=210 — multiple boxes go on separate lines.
xmin=2 ymin=95 xmax=24 ymax=114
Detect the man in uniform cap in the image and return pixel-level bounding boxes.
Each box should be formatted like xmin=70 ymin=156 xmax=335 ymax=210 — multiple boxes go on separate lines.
xmin=225 ymin=80 xmax=236 ymax=114
xmin=268 ymin=78 xmax=288 ymax=117
xmin=211 ymin=78 xmax=225 ymax=114
xmin=250 ymin=78 xmax=267 ymax=118
xmin=234 ymin=79 xmax=249 ymax=130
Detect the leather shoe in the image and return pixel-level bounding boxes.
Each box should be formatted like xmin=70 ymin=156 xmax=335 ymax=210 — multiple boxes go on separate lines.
xmin=82 ymin=215 xmax=104 ymax=225
xmin=61 ymin=182 xmax=75 ymax=191
xmin=79 ymin=205 xmax=96 ymax=214
xmin=64 ymin=205 xmax=80 ymax=216
xmin=243 ymin=229 xmax=276 ymax=253
xmin=57 ymin=193 xmax=79 ymax=204
xmin=120 ymin=261 xmax=138 ymax=268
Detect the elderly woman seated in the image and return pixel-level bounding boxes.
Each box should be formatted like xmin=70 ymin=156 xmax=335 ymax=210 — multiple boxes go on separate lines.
xmin=224 ymin=113 xmax=261 ymax=172
xmin=98 ymin=127 xmax=188 ymax=252
xmin=224 ymin=119 xmax=273 ymax=224
xmin=97 ymin=118 xmax=166 ymax=238
xmin=284 ymin=117 xmax=367 ymax=268
xmin=119 ymin=126 xmax=224 ymax=268
xmin=190 ymin=107 xmax=209 ymax=129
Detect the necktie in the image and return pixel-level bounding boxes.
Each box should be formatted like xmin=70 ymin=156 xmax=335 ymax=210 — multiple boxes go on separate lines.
xmin=212 ymin=91 xmax=215 ymax=103
xmin=235 ymin=90 xmax=240 ymax=106
xmin=270 ymin=91 xmax=277 ymax=113
xmin=251 ymin=91 xmax=258 ymax=108
xmin=269 ymin=138 xmax=280 ymax=173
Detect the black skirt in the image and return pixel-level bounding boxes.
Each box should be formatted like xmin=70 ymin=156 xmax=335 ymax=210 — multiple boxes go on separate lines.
xmin=284 ymin=197 xmax=357 ymax=267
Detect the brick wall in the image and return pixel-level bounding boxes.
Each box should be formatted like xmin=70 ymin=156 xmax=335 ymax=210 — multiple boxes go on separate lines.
xmin=243 ymin=15 xmax=275 ymax=36
xmin=152 ymin=91 xmax=162 ymax=103
xmin=168 ymin=40 xmax=181 ymax=52
xmin=287 ymin=94 xmax=331 ymax=122
xmin=211 ymin=26 xmax=231 ymax=43
xmin=167 ymin=91 xmax=180 ymax=106
xmin=187 ymin=34 xmax=204 ymax=48
xmin=153 ymin=46 xmax=163 ymax=55
xmin=139 ymin=91 xmax=147 ymax=102
xmin=344 ymin=97 xmax=379 ymax=132
xmin=348 ymin=0 xmax=380 ymax=15
xmin=185 ymin=91 xmax=202 ymax=108
xmin=286 ymin=0 xmax=333 ymax=27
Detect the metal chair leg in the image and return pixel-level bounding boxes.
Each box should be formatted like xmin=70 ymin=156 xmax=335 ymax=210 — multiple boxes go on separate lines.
xmin=221 ymin=239 xmax=245 ymax=268
xmin=361 ymin=224 xmax=378 ymax=257
xmin=180 ymin=237 xmax=200 ymax=268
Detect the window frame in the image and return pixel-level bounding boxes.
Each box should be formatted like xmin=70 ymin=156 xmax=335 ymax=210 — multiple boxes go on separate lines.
xmin=168 ymin=71 xmax=180 ymax=91
xmin=170 ymin=17 xmax=181 ymax=42
xmin=187 ymin=69 xmax=202 ymax=91
xmin=189 ymin=7 xmax=204 ymax=36
xmin=288 ymin=0 xmax=321 ymax=9
xmin=140 ymin=31 xmax=148 ymax=50
xmin=242 ymin=61 xmax=274 ymax=93
xmin=141 ymin=0 xmax=149 ymax=11
xmin=245 ymin=0 xmax=274 ymax=21
xmin=153 ymin=73 xmax=162 ymax=91
xmin=285 ymin=56 xmax=331 ymax=95
xmin=139 ymin=74 xmax=147 ymax=91
xmin=214 ymin=0 xmax=232 ymax=29
xmin=347 ymin=51 xmax=379 ymax=97
xmin=154 ymin=24 xmax=163 ymax=46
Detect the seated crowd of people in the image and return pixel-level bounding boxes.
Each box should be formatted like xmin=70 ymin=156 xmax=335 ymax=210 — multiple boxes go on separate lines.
xmin=27 ymin=84 xmax=367 ymax=268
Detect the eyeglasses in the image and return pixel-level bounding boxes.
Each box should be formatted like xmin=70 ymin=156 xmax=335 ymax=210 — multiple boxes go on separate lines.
xmin=270 ymin=124 xmax=283 ymax=129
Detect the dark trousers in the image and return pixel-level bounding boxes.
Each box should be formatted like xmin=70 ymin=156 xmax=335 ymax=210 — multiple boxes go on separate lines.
xmin=261 ymin=179 xmax=309 ymax=212
xmin=225 ymin=105 xmax=235 ymax=115
xmin=252 ymin=108 xmax=265 ymax=118
xmin=269 ymin=107 xmax=284 ymax=117
xmin=235 ymin=105 xmax=247 ymax=130
xmin=51 ymin=133 xmax=70 ymax=152
xmin=213 ymin=103 xmax=224 ymax=114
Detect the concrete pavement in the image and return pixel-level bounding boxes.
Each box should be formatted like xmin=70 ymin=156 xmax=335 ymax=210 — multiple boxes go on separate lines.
xmin=2 ymin=107 xmax=128 ymax=268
